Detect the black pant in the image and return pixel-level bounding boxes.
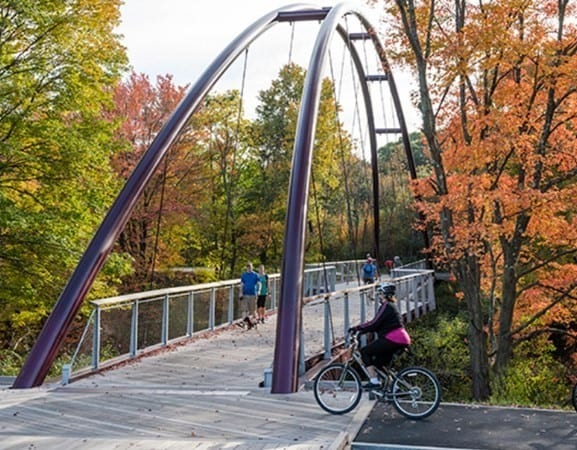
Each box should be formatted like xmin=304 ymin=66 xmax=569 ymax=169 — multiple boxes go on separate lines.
xmin=360 ymin=337 xmax=405 ymax=368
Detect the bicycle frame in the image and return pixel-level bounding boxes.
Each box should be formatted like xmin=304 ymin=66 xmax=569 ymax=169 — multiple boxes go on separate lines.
xmin=345 ymin=333 xmax=411 ymax=402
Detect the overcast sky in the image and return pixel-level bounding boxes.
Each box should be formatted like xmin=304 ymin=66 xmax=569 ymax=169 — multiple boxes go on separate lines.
xmin=116 ymin=0 xmax=420 ymax=130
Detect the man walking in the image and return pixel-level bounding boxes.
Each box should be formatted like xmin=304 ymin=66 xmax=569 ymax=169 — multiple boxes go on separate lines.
xmin=240 ymin=262 xmax=260 ymax=329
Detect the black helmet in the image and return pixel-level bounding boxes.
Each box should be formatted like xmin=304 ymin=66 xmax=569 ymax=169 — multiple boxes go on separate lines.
xmin=376 ymin=283 xmax=396 ymax=297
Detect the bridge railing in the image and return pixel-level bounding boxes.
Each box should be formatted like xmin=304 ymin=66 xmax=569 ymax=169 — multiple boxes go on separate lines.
xmin=64 ymin=261 xmax=435 ymax=384
xmin=65 ymin=266 xmax=337 ymax=380
xmin=305 ymin=259 xmax=364 ymax=284
xmin=298 ymin=266 xmax=436 ymax=376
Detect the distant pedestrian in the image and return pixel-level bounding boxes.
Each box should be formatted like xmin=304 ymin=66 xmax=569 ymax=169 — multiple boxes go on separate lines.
xmin=394 ymin=256 xmax=403 ymax=267
xmin=256 ymin=264 xmax=269 ymax=324
xmin=361 ymin=257 xmax=377 ymax=284
xmin=385 ymin=259 xmax=394 ymax=273
xmin=240 ymin=262 xmax=260 ymax=329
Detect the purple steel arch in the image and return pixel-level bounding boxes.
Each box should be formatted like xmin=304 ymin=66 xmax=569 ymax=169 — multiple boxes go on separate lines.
xmin=13 ymin=3 xmax=321 ymax=389
xmin=271 ymin=2 xmax=415 ymax=393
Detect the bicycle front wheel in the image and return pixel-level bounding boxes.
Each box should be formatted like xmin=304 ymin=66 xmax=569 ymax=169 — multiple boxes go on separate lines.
xmin=313 ymin=363 xmax=362 ymax=415
xmin=391 ymin=366 xmax=441 ymax=419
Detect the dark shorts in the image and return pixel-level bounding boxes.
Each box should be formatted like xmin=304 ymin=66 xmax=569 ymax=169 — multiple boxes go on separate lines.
xmin=257 ymin=295 xmax=267 ymax=308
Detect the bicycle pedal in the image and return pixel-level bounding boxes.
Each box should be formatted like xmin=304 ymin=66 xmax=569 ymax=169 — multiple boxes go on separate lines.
xmin=368 ymin=391 xmax=376 ymax=400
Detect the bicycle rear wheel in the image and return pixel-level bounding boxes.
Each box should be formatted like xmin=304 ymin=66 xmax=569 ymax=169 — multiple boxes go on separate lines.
xmin=313 ymin=363 xmax=362 ymax=415
xmin=391 ymin=366 xmax=441 ymax=419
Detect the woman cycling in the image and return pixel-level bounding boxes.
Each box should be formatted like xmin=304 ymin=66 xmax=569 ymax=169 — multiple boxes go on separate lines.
xmin=349 ymin=283 xmax=411 ymax=388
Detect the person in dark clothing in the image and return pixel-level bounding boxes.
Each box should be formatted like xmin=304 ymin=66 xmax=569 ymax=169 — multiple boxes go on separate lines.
xmin=349 ymin=283 xmax=411 ymax=388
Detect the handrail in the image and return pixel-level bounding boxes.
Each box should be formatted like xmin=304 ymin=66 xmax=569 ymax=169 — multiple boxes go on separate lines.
xmin=63 ymin=262 xmax=435 ymax=384
xmin=66 ymin=265 xmax=337 ymax=378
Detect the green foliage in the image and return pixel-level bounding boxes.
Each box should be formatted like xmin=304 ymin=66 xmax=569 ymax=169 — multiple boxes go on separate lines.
xmin=406 ymin=309 xmax=471 ymax=401
xmin=406 ymin=281 xmax=574 ymax=408
xmin=0 ymin=1 xmax=127 ymax=354
xmin=0 ymin=349 xmax=23 ymax=376
xmin=490 ymin=338 xmax=571 ymax=409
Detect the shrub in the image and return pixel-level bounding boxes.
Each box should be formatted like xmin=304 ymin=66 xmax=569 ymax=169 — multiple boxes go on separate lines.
xmin=490 ymin=337 xmax=571 ymax=409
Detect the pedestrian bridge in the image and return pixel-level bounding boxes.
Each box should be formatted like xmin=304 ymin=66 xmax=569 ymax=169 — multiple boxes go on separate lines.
xmin=0 ymin=260 xmax=435 ymax=448
xmin=65 ymin=258 xmax=435 ymax=385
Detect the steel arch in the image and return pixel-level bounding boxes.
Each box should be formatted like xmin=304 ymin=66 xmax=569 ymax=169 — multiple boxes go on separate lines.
xmin=271 ymin=2 xmax=415 ymax=393
xmin=13 ymin=3 xmax=414 ymax=389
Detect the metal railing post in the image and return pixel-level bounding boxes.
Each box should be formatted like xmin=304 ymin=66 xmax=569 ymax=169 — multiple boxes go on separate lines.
xmin=130 ymin=299 xmax=138 ymax=356
xmin=330 ymin=267 xmax=336 ymax=291
xmin=209 ymin=288 xmax=215 ymax=330
xmin=324 ymin=299 xmax=331 ymax=360
xmin=228 ymin=286 xmax=234 ymax=324
xmin=344 ymin=292 xmax=350 ymax=345
xmin=186 ymin=291 xmax=194 ymax=336
xmin=161 ymin=294 xmax=169 ymax=345
xmin=428 ymin=273 xmax=436 ymax=311
xmin=271 ymin=278 xmax=277 ymax=310
xmin=92 ymin=305 xmax=101 ymax=370
xmin=412 ymin=277 xmax=420 ymax=319
xmin=360 ymin=291 xmax=366 ymax=323
xmin=359 ymin=292 xmax=367 ymax=347
xmin=417 ymin=274 xmax=424 ymax=316
xmin=298 ymin=324 xmax=306 ymax=376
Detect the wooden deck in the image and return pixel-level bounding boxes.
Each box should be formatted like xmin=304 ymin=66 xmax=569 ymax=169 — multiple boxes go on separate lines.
xmin=0 ymin=278 xmax=435 ymax=449
xmin=0 ymin=306 xmax=373 ymax=449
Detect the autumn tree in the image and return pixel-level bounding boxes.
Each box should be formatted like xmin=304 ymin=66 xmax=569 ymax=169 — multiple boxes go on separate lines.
xmin=379 ymin=0 xmax=577 ymax=400
xmin=0 ymin=1 xmax=127 ymax=360
xmin=181 ymin=90 xmax=255 ymax=279
xmin=250 ymin=63 xmax=366 ymax=266
xmin=109 ymin=72 xmax=210 ymax=288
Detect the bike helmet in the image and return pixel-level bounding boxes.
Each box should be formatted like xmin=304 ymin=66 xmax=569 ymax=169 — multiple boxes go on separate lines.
xmin=376 ymin=282 xmax=396 ymax=297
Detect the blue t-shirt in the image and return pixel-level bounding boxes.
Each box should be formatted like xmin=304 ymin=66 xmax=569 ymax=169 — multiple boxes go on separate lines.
xmin=241 ymin=270 xmax=260 ymax=295
xmin=362 ymin=262 xmax=376 ymax=278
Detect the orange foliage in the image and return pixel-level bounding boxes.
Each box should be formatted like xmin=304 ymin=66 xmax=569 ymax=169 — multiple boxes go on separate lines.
xmin=387 ymin=0 xmax=577 ymax=343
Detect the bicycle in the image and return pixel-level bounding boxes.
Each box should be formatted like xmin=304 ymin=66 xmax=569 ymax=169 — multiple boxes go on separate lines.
xmin=313 ymin=330 xmax=441 ymax=419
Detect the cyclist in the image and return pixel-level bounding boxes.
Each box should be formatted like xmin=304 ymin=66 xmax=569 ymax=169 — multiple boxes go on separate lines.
xmin=349 ymin=283 xmax=411 ymax=388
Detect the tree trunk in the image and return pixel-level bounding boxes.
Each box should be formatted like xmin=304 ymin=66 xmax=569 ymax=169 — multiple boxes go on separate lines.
xmin=494 ymin=215 xmax=528 ymax=374
xmin=455 ymin=255 xmax=491 ymax=400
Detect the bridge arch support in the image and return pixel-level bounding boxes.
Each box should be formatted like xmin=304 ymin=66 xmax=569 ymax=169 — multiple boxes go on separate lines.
xmin=14 ymin=3 xmax=414 ymax=389
xmin=272 ymin=2 xmax=414 ymax=393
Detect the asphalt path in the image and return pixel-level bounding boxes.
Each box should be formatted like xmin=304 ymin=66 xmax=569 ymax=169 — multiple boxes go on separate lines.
xmin=353 ymin=402 xmax=577 ymax=450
